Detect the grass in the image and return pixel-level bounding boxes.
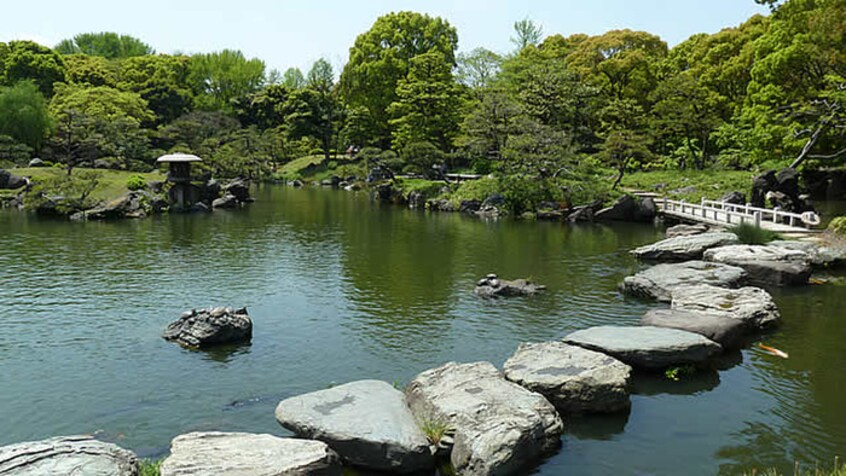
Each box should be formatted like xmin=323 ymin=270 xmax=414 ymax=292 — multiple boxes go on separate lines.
xmin=276 ymin=154 xmax=351 ymax=181
xmin=4 ymin=167 xmax=164 ymax=202
xmin=140 ymin=459 xmax=162 ymax=476
xmin=828 ymin=217 xmax=846 ymax=236
xmin=418 ymin=418 xmax=453 ymax=446
xmin=621 ymin=169 xmax=755 ymax=202
xmin=743 ymin=458 xmax=846 ymax=476
xmin=731 ymin=223 xmax=783 ymax=245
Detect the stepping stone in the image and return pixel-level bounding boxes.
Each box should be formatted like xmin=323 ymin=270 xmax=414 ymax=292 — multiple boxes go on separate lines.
xmin=767 ymin=240 xmax=846 ymax=268
xmin=563 ymin=326 xmax=722 ymax=369
xmin=503 ymin=342 xmax=632 ymax=413
xmin=640 ymin=308 xmax=747 ymax=348
xmin=703 ymin=245 xmax=811 ymax=286
xmin=275 ymin=380 xmax=433 ymax=473
xmin=405 ymin=361 xmax=563 ymax=476
xmin=631 ymin=232 xmax=739 ymax=262
xmin=621 ymin=261 xmax=747 ymax=302
xmin=0 ymin=436 xmax=138 ymax=476
xmin=670 ymin=284 xmax=780 ymax=329
xmin=160 ymin=432 xmax=341 ymax=476
xmin=665 ymin=224 xmax=709 ymax=238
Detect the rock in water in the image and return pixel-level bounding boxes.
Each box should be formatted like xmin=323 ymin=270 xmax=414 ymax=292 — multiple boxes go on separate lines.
xmin=703 ymin=245 xmax=812 ymax=286
xmin=767 ymin=240 xmax=846 ymax=268
xmin=275 ymin=380 xmax=433 ymax=473
xmin=474 ymin=274 xmax=546 ymax=298
xmin=670 ymin=284 xmax=780 ymax=329
xmin=405 ymin=361 xmax=563 ymax=476
xmin=631 ymin=232 xmax=739 ymax=262
xmin=160 ymin=432 xmax=341 ymax=476
xmin=621 ymin=261 xmax=747 ymax=302
xmin=211 ymin=193 xmax=239 ymax=209
xmin=503 ymin=342 xmax=632 ymax=413
xmin=162 ymin=307 xmax=252 ymax=348
xmin=563 ymin=326 xmax=722 ymax=369
xmin=665 ymin=224 xmax=709 ymax=239
xmin=0 ymin=170 xmax=27 ymax=190
xmin=640 ymin=309 xmax=747 ymax=348
xmin=0 ymin=435 xmax=138 ymax=475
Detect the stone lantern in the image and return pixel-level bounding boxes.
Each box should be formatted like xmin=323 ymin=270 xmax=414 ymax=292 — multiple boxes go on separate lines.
xmin=156 ymin=153 xmax=203 ymax=211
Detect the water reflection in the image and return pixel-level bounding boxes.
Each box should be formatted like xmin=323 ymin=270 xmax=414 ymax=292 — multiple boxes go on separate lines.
xmin=566 ymin=411 xmax=631 ymax=440
xmin=630 ymin=369 xmax=722 ymax=397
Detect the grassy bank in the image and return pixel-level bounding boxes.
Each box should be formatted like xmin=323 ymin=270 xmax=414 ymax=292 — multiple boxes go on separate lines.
xmin=621 ymin=170 xmax=755 ymax=202
xmin=3 ymin=167 xmax=164 ymax=202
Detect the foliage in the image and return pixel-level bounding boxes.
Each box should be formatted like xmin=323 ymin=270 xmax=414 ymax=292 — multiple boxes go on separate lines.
xmin=456 ymin=48 xmax=502 ymax=90
xmin=511 ymin=18 xmax=544 ymax=51
xmin=0 ymin=134 xmax=32 ymax=165
xmin=399 ymin=141 xmax=445 ymax=175
xmin=0 ymin=41 xmax=67 ymax=96
xmin=126 ymin=174 xmax=146 ymax=190
xmin=117 ymin=55 xmax=193 ymax=125
xmin=827 ymin=217 xmax=846 ymax=236
xmin=731 ymin=223 xmax=783 ymax=245
xmin=27 ymin=170 xmax=102 ymax=212
xmin=188 ymin=50 xmax=265 ymax=111
xmin=64 ymin=54 xmax=117 ymax=87
xmin=0 ymin=80 xmax=53 ymax=151
xmin=55 ymin=32 xmax=154 ymax=59
xmin=281 ymin=67 xmax=305 ymax=89
xmin=139 ymin=459 xmax=162 ymax=476
xmin=418 ymin=418 xmax=452 ymax=446
xmin=665 ymin=365 xmax=696 ymax=381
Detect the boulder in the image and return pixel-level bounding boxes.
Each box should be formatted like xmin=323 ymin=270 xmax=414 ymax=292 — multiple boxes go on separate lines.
xmin=28 ymin=158 xmax=45 ymax=167
xmin=503 ymin=342 xmax=632 ymax=413
xmin=199 ymin=179 xmax=222 ymax=204
xmin=163 ymin=307 xmax=252 ymax=348
xmin=161 ymin=432 xmax=341 ymax=476
xmin=0 ymin=435 xmax=138 ymax=475
xmin=223 ymin=178 xmax=251 ymax=202
xmin=73 ymin=191 xmax=148 ymax=221
xmin=212 ymin=193 xmax=239 ymax=209
xmin=407 ymin=191 xmax=426 ymax=209
xmin=767 ymin=240 xmax=846 ymax=268
xmin=289 ymin=179 xmax=305 ymax=188
xmin=669 ymin=185 xmax=698 ymax=196
xmin=427 ymin=198 xmax=455 ymax=212
xmin=595 ymin=195 xmax=656 ymax=223
xmin=621 ymin=261 xmax=747 ymax=302
xmin=670 ymin=284 xmax=780 ymax=329
xmin=751 ymin=170 xmax=778 ymax=208
xmin=665 ymin=224 xmax=709 ymax=239
xmin=720 ymin=191 xmax=747 ymax=205
xmin=0 ymin=170 xmax=27 ymax=190
xmin=640 ymin=309 xmax=747 ymax=348
xmin=275 ymin=380 xmax=433 ymax=473
xmin=482 ymin=194 xmax=506 ymax=208
xmin=567 ymin=200 xmax=604 ymax=222
xmin=631 ymin=232 xmax=739 ymax=262
xmin=703 ymin=245 xmax=812 ymax=286
xmin=405 ymin=362 xmax=563 ymax=476
xmin=563 ymin=326 xmax=722 ymax=369
xmin=459 ymin=200 xmax=481 ymax=214
xmin=475 ymin=274 xmax=546 ymax=298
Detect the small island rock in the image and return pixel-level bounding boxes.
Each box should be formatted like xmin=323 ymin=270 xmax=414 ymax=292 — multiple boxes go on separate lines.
xmin=163 ymin=307 xmax=252 ymax=348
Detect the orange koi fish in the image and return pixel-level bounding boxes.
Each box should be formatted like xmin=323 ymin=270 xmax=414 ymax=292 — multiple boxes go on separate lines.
xmin=758 ymin=343 xmax=789 ymax=359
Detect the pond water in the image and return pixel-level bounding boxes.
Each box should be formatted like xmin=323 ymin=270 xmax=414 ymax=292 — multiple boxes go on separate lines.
xmin=0 ymin=186 xmax=844 ymax=475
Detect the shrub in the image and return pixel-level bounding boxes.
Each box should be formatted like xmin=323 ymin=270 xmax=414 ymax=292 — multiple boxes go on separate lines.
xmin=354 ymin=147 xmax=383 ymax=163
xmin=126 ymin=174 xmax=147 ymax=191
xmin=400 ymin=141 xmax=445 ymax=176
xmin=140 ymin=459 xmax=162 ymax=476
xmin=731 ymin=223 xmax=782 ymax=245
xmin=828 ymin=217 xmax=846 ymax=236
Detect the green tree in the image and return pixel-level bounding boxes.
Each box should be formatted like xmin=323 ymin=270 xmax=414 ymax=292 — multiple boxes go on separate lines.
xmin=456 ymin=48 xmax=502 ymax=90
xmin=511 ymin=18 xmax=544 ymax=51
xmin=281 ymin=67 xmax=305 ymax=89
xmin=596 ymin=99 xmax=652 ymax=188
xmin=118 ymin=55 xmax=193 ymax=124
xmin=0 ymin=41 xmax=66 ymax=96
xmin=0 ymin=81 xmax=53 ymax=151
xmin=340 ymin=11 xmax=458 ymax=147
xmin=64 ymin=54 xmax=117 ymax=87
xmin=189 ymin=50 xmax=266 ymax=111
xmin=388 ymin=50 xmax=463 ymax=151
xmin=457 ymin=86 xmax=525 ymax=163
xmin=285 ymin=86 xmax=341 ymax=161
xmin=307 ymin=58 xmax=334 ymax=91
xmin=233 ymin=84 xmax=290 ymax=129
xmin=55 ymin=32 xmax=154 ymax=59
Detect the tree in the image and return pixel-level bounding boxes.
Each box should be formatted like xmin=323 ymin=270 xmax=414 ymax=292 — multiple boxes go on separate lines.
xmin=118 ymin=55 xmax=193 ymax=124
xmin=457 ymin=87 xmax=524 ymax=163
xmin=281 ymin=67 xmax=305 ymax=89
xmin=233 ymin=84 xmax=290 ymax=129
xmin=340 ymin=11 xmax=458 ymax=147
xmin=189 ymin=50 xmax=266 ymax=111
xmin=596 ymin=99 xmax=652 ymax=188
xmin=156 ymin=111 xmax=240 ymax=156
xmin=456 ymin=48 xmax=502 ymax=90
xmin=285 ymin=86 xmax=341 ymax=161
xmin=63 ymin=54 xmax=117 ymax=87
xmin=55 ymin=32 xmax=154 ymax=59
xmin=307 ymin=58 xmax=334 ymax=92
xmin=0 ymin=41 xmax=66 ymax=96
xmin=786 ymin=75 xmax=846 ymax=169
xmin=387 ymin=50 xmax=464 ymax=151
xmin=511 ymin=18 xmax=543 ymax=51
xmin=0 ymin=81 xmax=53 ymax=151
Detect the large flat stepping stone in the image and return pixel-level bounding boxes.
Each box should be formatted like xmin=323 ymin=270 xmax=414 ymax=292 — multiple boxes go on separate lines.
xmin=703 ymin=245 xmax=811 ymax=286
xmin=768 ymin=240 xmax=846 ymax=268
xmin=670 ymin=284 xmax=780 ymax=329
xmin=275 ymin=380 xmax=433 ymax=473
xmin=161 ymin=432 xmax=341 ymax=476
xmin=640 ymin=309 xmax=747 ymax=348
xmin=631 ymin=232 xmax=739 ymax=262
xmin=563 ymin=326 xmax=722 ymax=369
xmin=503 ymin=342 xmax=632 ymax=413
xmin=405 ymin=361 xmax=563 ymax=476
xmin=0 ymin=436 xmax=138 ymax=476
xmin=621 ymin=261 xmax=747 ymax=302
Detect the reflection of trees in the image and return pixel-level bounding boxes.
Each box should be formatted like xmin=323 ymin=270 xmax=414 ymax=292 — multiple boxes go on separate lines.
xmin=716 ymin=284 xmax=846 ymax=474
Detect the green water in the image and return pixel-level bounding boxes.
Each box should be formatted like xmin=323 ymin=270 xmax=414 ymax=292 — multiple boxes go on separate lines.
xmin=0 ymin=186 xmax=844 ymax=475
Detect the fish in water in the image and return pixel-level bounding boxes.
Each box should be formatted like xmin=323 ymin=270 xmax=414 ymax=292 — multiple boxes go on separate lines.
xmin=758 ymin=343 xmax=789 ymax=359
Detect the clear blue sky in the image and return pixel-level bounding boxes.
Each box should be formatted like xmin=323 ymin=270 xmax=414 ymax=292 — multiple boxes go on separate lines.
xmin=0 ymin=0 xmax=768 ymax=76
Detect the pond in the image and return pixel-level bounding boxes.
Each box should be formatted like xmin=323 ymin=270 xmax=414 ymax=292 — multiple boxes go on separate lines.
xmin=0 ymin=186 xmax=844 ymax=475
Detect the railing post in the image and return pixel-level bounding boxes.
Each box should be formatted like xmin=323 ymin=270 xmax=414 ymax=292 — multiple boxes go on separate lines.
xmin=773 ymin=206 xmax=780 ymax=223
xmin=754 ymin=211 xmax=761 ymax=228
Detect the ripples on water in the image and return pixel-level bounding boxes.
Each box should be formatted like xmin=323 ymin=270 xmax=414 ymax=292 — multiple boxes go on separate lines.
xmin=1 ymin=186 xmax=845 ymax=474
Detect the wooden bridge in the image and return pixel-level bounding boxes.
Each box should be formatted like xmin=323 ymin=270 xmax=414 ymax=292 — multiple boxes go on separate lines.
xmin=654 ymin=197 xmax=822 ymax=234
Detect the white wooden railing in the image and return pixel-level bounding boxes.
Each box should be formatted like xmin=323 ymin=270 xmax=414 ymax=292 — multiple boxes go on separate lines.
xmin=658 ymin=198 xmax=821 ymax=229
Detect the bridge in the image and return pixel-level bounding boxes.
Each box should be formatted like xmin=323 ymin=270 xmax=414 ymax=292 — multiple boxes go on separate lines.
xmin=654 ymin=197 xmax=822 ymax=234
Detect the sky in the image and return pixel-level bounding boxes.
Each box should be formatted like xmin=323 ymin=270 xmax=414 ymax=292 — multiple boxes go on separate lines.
xmin=0 ymin=0 xmax=769 ymax=77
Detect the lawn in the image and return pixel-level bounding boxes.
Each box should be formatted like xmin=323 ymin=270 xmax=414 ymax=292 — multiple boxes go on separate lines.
xmin=5 ymin=167 xmax=165 ymax=202
xmin=621 ymin=169 xmax=756 ymax=202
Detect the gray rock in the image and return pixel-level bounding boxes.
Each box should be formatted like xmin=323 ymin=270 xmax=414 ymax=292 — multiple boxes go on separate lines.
xmin=566 ymin=200 xmax=604 ymax=222
xmin=767 ymin=240 xmax=846 ymax=268
xmin=212 ymin=193 xmax=239 ymax=209
xmin=474 ymin=275 xmax=546 ymax=298
xmin=703 ymin=245 xmax=812 ymax=286
xmin=670 ymin=284 xmax=780 ymax=329
xmin=275 ymin=380 xmax=433 ymax=473
xmin=720 ymin=191 xmax=747 ymax=205
xmin=595 ymin=195 xmax=656 ymax=223
xmin=503 ymin=342 xmax=632 ymax=413
xmin=621 ymin=261 xmax=747 ymax=302
xmin=405 ymin=362 xmax=563 ymax=476
xmin=631 ymin=232 xmax=739 ymax=262
xmin=28 ymin=158 xmax=45 ymax=168
xmin=160 ymin=432 xmax=341 ymax=476
xmin=0 ymin=170 xmax=27 ymax=190
xmin=640 ymin=309 xmax=748 ymax=348
xmin=563 ymin=326 xmax=722 ymax=369
xmin=459 ymin=200 xmax=481 ymax=214
xmin=72 ymin=192 xmax=148 ymax=221
xmin=163 ymin=307 xmax=252 ymax=348
xmin=0 ymin=435 xmax=138 ymax=475
xmin=665 ymin=224 xmax=709 ymax=239
xmin=223 ymin=178 xmax=251 ymax=202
